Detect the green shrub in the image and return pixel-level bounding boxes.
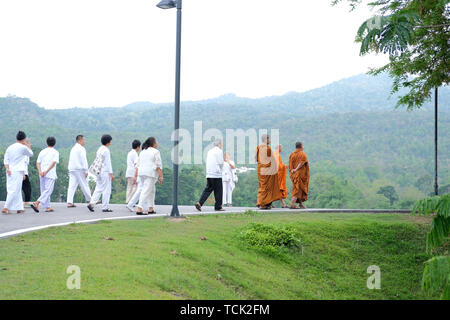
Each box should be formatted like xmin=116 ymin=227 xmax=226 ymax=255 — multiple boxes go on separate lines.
xmin=238 ymin=223 xmax=301 ymax=250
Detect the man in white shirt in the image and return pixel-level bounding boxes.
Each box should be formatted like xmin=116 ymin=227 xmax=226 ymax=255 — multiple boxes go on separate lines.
xmin=195 ymin=139 xmax=225 ymax=212
xmin=2 ymin=131 xmax=34 ymax=214
xmin=30 ymin=137 xmax=59 ymax=213
xmin=67 ymin=135 xmax=91 ymax=207
xmin=88 ymin=134 xmax=114 ymax=213
xmin=125 ymin=140 xmax=141 ymax=204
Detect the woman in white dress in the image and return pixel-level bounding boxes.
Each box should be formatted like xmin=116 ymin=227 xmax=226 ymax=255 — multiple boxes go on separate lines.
xmin=135 ymin=137 xmax=163 ymax=215
xmin=222 ymin=152 xmax=236 ymax=207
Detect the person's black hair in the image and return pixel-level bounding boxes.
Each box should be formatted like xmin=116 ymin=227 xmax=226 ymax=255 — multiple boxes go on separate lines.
xmin=101 ymin=134 xmax=112 ymax=146
xmin=47 ymin=137 xmax=56 ymax=147
xmin=132 ymin=139 xmax=141 ymax=150
xmin=142 ymin=137 xmax=156 ymax=150
xmin=16 ymin=131 xmax=26 ymax=141
xmin=76 ymin=135 xmax=84 ymax=142
xmin=295 ymin=142 xmax=303 ymax=149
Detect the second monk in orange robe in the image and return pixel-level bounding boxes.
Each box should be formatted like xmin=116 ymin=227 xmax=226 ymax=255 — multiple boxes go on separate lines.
xmin=274 ymin=145 xmax=288 ymax=208
xmin=255 ymin=134 xmax=281 ymax=209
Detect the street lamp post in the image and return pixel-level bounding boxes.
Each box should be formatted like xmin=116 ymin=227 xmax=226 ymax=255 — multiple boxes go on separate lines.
xmin=434 ymin=87 xmax=439 ymax=196
xmin=157 ymin=0 xmax=182 ymax=217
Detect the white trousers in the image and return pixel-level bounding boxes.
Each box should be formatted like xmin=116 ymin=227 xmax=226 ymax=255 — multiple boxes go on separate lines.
xmin=90 ymin=172 xmax=112 ymax=210
xmin=222 ymin=181 xmax=235 ymax=204
xmin=37 ymin=177 xmax=56 ymax=209
xmin=4 ymin=171 xmax=24 ymax=211
xmin=127 ymin=177 xmax=148 ymax=209
xmin=67 ymin=170 xmax=91 ymax=204
xmin=137 ymin=176 xmax=157 ymax=210
xmin=126 ymin=177 xmax=138 ymax=204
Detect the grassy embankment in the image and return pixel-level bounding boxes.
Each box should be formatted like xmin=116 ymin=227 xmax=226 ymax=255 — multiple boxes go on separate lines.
xmin=0 ymin=211 xmax=435 ymax=299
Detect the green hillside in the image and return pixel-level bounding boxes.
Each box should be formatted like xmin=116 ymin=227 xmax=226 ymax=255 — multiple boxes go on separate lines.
xmin=0 ymin=73 xmax=449 ymax=208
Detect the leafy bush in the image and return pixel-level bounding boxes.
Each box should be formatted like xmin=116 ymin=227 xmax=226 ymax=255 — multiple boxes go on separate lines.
xmin=238 ymin=223 xmax=301 ymax=250
xmin=413 ymin=194 xmax=449 ymax=300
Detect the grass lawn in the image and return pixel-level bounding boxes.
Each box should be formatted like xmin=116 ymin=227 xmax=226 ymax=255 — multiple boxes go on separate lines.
xmin=0 ymin=211 xmax=436 ymax=299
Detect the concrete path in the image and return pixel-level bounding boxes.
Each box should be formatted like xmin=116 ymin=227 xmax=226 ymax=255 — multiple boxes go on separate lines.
xmin=0 ymin=201 xmax=410 ymax=239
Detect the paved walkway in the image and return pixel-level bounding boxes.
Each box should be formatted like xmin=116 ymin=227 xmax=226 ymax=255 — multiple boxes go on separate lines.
xmin=0 ymin=201 xmax=410 ymax=239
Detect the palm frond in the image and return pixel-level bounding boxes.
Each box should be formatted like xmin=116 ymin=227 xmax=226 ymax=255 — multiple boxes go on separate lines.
xmin=422 ymin=255 xmax=450 ymax=299
xmin=413 ymin=194 xmax=450 ymax=253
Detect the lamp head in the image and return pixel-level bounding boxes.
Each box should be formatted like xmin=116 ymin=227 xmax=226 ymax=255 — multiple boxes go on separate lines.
xmin=157 ymin=0 xmax=177 ymax=9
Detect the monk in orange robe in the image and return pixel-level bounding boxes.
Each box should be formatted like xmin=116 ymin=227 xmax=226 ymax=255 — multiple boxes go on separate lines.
xmin=273 ymin=145 xmax=288 ymax=208
xmin=288 ymin=142 xmax=310 ymax=209
xmin=255 ymin=134 xmax=281 ymax=209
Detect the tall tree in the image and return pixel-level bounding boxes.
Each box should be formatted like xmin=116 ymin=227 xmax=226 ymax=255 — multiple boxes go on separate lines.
xmin=333 ymin=0 xmax=449 ymax=110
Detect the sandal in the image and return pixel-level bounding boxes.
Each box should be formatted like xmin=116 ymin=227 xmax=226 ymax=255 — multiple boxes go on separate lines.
xmin=67 ymin=204 xmax=76 ymax=208
xmin=2 ymin=209 xmax=10 ymax=215
xmin=45 ymin=208 xmax=55 ymax=212
xmin=30 ymin=203 xmax=40 ymax=213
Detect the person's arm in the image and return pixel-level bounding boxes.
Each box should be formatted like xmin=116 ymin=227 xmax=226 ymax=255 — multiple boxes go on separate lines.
xmin=133 ymin=154 xmax=139 ymax=183
xmin=81 ymin=148 xmax=89 ymax=177
xmin=106 ymin=150 xmax=114 ymax=180
xmin=4 ymin=150 xmax=11 ymax=176
xmin=155 ymin=151 xmax=163 ymax=184
xmin=292 ymin=161 xmax=307 ymax=173
xmin=217 ymin=150 xmax=224 ymax=170
xmin=37 ymin=161 xmax=43 ymax=177
xmin=42 ymin=161 xmax=57 ymax=177
xmin=23 ymin=140 xmax=33 ymax=157
xmin=156 ymin=167 xmax=163 ymax=184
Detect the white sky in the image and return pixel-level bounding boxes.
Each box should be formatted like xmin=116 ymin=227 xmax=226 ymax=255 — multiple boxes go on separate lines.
xmin=0 ymin=0 xmax=388 ymax=109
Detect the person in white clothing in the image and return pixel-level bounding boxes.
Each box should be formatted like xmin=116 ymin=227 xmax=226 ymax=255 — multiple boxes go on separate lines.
xmin=31 ymin=137 xmax=59 ymax=213
xmin=87 ymin=135 xmax=114 ymax=213
xmin=222 ymin=152 xmax=236 ymax=207
xmin=67 ymin=135 xmax=91 ymax=207
xmin=125 ymin=139 xmax=141 ymax=204
xmin=195 ymin=139 xmax=224 ymax=212
xmin=135 ymin=137 xmax=163 ymax=215
xmin=2 ymin=131 xmax=34 ymax=214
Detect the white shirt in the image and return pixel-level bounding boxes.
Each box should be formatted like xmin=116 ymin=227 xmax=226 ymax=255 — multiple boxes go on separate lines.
xmin=3 ymin=142 xmax=34 ymax=173
xmin=37 ymin=147 xmax=59 ymax=180
xmin=206 ymin=146 xmax=224 ymax=178
xmin=23 ymin=156 xmax=30 ymax=175
xmin=97 ymin=145 xmax=113 ymax=174
xmin=138 ymin=147 xmax=162 ymax=178
xmin=126 ymin=149 xmax=139 ymax=178
xmin=68 ymin=143 xmax=89 ymax=173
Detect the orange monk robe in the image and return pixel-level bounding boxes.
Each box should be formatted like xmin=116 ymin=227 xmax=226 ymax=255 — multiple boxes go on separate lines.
xmin=288 ymin=149 xmax=310 ymax=202
xmin=255 ymin=144 xmax=281 ymax=207
xmin=273 ymin=151 xmax=287 ymax=199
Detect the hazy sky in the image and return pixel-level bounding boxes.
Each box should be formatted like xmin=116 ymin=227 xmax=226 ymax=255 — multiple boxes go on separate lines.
xmin=0 ymin=0 xmax=388 ymax=109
